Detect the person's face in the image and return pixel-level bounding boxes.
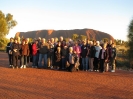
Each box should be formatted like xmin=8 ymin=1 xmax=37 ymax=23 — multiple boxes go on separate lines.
xmin=42 ymin=39 xmax=46 ymax=43
xmin=22 ymin=41 xmax=25 ymax=44
xmin=110 ymin=40 xmax=112 ymax=44
xmin=58 ymin=42 xmax=61 ymax=46
xmin=69 ymin=48 xmax=73 ymax=53
xmin=35 ymin=40 xmax=38 ymax=44
xmin=51 ymin=38 xmax=54 ymax=43
xmin=14 ymin=40 xmax=17 ymax=43
xmin=10 ymin=39 xmax=13 ymax=42
xmin=60 ymin=37 xmax=63 ymax=41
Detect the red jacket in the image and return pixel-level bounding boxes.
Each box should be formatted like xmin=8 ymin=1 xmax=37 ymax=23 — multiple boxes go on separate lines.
xmin=32 ymin=43 xmax=38 ymax=55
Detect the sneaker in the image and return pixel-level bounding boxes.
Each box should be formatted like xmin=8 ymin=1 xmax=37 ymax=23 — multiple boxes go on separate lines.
xmin=12 ymin=66 xmax=15 ymax=69
xmin=16 ymin=66 xmax=18 ymax=69
xmin=35 ymin=66 xmax=37 ymax=68
xmin=111 ymin=70 xmax=115 ymax=72
xmin=9 ymin=65 xmax=12 ymax=68
xmin=96 ymin=70 xmax=99 ymax=72
xmin=51 ymin=66 xmax=54 ymax=69
xmin=20 ymin=65 xmax=23 ymax=69
xmin=23 ymin=65 xmax=26 ymax=69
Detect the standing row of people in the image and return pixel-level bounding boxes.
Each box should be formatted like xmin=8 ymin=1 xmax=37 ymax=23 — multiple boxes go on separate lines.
xmin=6 ymin=36 xmax=117 ymax=72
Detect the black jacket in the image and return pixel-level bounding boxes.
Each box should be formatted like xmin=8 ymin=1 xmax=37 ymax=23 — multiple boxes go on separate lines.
xmin=11 ymin=43 xmax=21 ymax=56
xmin=99 ymin=49 xmax=108 ymax=60
xmin=6 ymin=42 xmax=12 ymax=53
xmin=89 ymin=45 xmax=96 ymax=58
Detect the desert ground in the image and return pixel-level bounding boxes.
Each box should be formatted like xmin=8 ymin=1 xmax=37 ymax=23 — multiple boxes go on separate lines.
xmin=0 ymin=52 xmax=133 ymax=99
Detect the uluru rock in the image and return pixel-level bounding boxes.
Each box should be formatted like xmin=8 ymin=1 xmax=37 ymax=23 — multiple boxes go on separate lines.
xmin=15 ymin=29 xmax=114 ymax=40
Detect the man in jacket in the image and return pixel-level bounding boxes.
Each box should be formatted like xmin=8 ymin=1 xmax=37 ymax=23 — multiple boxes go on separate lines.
xmin=38 ymin=38 xmax=49 ymax=68
xmin=6 ymin=37 xmax=14 ymax=67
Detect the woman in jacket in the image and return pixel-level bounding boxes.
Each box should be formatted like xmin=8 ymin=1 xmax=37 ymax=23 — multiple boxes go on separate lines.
xmin=99 ymin=44 xmax=109 ymax=73
xmin=20 ymin=39 xmax=29 ymax=69
xmin=11 ymin=39 xmax=21 ymax=69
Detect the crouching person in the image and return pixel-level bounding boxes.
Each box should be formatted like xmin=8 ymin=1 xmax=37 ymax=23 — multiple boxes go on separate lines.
xmin=67 ymin=47 xmax=80 ymax=72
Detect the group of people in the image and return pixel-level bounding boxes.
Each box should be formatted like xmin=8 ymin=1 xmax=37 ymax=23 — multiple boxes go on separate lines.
xmin=6 ymin=36 xmax=117 ymax=72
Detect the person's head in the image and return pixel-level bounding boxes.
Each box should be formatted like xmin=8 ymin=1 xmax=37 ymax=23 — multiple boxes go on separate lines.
xmin=57 ymin=47 xmax=61 ymax=52
xmin=111 ymin=43 xmax=115 ymax=48
xmin=69 ymin=47 xmax=73 ymax=53
xmin=25 ymin=38 xmax=29 ymax=44
xmin=35 ymin=40 xmax=38 ymax=44
xmin=102 ymin=44 xmax=107 ymax=50
xmin=60 ymin=36 xmax=63 ymax=42
xmin=51 ymin=38 xmax=54 ymax=43
xmin=22 ymin=39 xmax=26 ymax=45
xmin=74 ymin=41 xmax=78 ymax=46
xmin=109 ymin=40 xmax=113 ymax=45
xmin=38 ymin=37 xmax=41 ymax=41
xmin=82 ymin=40 xmax=86 ymax=45
xmin=54 ymin=37 xmax=58 ymax=43
xmin=90 ymin=41 xmax=93 ymax=46
xmin=10 ymin=37 xmax=14 ymax=42
xmin=96 ymin=41 xmax=100 ymax=46
xmin=41 ymin=38 xmax=46 ymax=43
xmin=14 ymin=39 xmax=18 ymax=43
xmin=57 ymin=41 xmax=61 ymax=46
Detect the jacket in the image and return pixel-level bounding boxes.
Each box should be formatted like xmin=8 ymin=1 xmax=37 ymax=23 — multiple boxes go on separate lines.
xmin=20 ymin=44 xmax=29 ymax=56
xmin=6 ymin=42 xmax=13 ymax=53
xmin=11 ymin=43 xmax=21 ymax=56
xmin=99 ymin=49 xmax=109 ymax=60
xmin=39 ymin=42 xmax=49 ymax=54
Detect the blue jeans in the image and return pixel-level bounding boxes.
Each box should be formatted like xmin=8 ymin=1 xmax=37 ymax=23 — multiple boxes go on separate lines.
xmin=82 ymin=57 xmax=89 ymax=70
xmin=62 ymin=57 xmax=66 ymax=69
xmin=38 ymin=53 xmax=47 ymax=68
xmin=32 ymin=54 xmax=39 ymax=66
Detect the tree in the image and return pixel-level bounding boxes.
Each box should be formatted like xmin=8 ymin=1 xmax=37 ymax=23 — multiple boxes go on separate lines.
xmin=127 ymin=18 xmax=133 ymax=59
xmin=72 ymin=34 xmax=79 ymax=40
xmin=80 ymin=35 xmax=87 ymax=41
xmin=0 ymin=10 xmax=17 ymax=38
xmin=102 ymin=38 xmax=109 ymax=43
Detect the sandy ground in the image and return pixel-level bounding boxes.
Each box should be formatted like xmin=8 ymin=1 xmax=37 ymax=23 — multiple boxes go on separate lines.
xmin=0 ymin=52 xmax=133 ymax=99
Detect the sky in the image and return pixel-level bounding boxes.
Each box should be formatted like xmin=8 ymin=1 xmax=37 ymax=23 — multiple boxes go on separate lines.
xmin=1 ymin=0 xmax=133 ymax=41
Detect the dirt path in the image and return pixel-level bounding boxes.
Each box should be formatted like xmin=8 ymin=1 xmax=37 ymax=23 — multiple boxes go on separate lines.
xmin=0 ymin=52 xmax=133 ymax=99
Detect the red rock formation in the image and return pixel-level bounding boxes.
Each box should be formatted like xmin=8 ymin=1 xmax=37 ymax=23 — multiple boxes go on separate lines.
xmin=15 ymin=29 xmax=114 ymax=41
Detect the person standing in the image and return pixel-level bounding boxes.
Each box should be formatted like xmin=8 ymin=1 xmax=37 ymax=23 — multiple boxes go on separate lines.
xmin=81 ymin=40 xmax=89 ymax=71
xmin=20 ymin=39 xmax=29 ymax=69
xmin=32 ymin=40 xmax=39 ymax=68
xmin=61 ymin=45 xmax=68 ymax=70
xmin=38 ymin=38 xmax=49 ymax=68
xmin=48 ymin=38 xmax=55 ymax=69
xmin=11 ymin=39 xmax=21 ymax=69
xmin=94 ymin=41 xmax=102 ymax=72
xmin=109 ymin=43 xmax=117 ymax=72
xmin=88 ymin=41 xmax=96 ymax=71
xmin=99 ymin=44 xmax=109 ymax=73
xmin=6 ymin=37 xmax=14 ymax=68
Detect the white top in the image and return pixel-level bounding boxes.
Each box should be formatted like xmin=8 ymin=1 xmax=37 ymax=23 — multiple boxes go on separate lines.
xmin=95 ymin=45 xmax=102 ymax=58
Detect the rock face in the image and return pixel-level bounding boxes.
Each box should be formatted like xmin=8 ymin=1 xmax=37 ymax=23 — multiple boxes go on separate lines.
xmin=15 ymin=29 xmax=114 ymax=40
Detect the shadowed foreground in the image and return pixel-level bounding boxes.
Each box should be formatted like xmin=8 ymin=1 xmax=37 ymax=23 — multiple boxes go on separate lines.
xmin=0 ymin=52 xmax=133 ymax=99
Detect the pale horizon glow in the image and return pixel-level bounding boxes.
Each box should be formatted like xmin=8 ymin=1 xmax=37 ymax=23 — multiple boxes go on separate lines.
xmin=1 ymin=0 xmax=133 ymax=41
